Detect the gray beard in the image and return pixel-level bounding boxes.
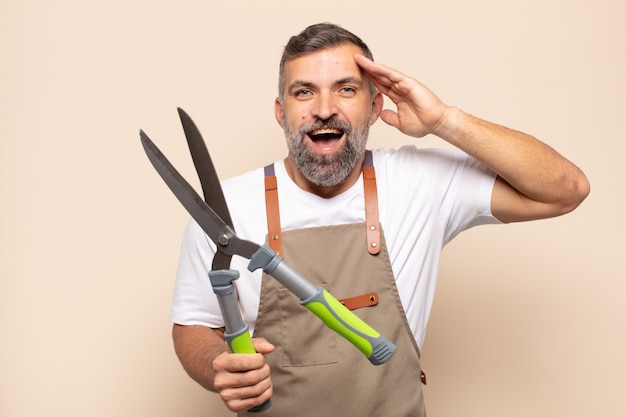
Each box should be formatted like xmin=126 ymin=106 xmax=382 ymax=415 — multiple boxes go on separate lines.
xmin=283 ymin=117 xmax=370 ymax=187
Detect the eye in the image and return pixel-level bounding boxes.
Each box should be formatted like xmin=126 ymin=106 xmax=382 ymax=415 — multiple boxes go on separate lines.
xmin=295 ymin=89 xmax=312 ymax=98
xmin=339 ymin=86 xmax=357 ymax=96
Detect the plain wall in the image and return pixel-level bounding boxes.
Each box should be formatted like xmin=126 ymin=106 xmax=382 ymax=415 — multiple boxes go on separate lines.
xmin=1 ymin=1 xmax=624 ymax=416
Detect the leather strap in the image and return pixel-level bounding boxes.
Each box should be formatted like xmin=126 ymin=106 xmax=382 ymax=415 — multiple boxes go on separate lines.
xmin=264 ymin=151 xmax=381 ymax=257
xmin=338 ymin=292 xmax=378 ymax=310
xmin=264 ymin=164 xmax=283 ymax=257
xmin=362 ymin=151 xmax=381 ymax=255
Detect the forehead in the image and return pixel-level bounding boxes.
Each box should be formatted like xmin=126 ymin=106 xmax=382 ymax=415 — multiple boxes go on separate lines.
xmin=282 ymin=43 xmax=365 ymax=86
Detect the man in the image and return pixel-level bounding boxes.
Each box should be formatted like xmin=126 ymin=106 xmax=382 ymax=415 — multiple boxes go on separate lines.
xmin=171 ymin=23 xmax=589 ymax=416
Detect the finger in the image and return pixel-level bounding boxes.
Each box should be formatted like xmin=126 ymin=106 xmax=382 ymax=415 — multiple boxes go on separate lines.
xmin=355 ymin=54 xmax=405 ymax=84
xmin=215 ymin=362 xmax=273 ymax=412
xmin=222 ymin=379 xmax=273 ymax=412
xmin=213 ymin=351 xmax=267 ymax=374
xmin=221 ymin=373 xmax=272 ymax=398
xmin=380 ymin=109 xmax=400 ymax=129
xmin=354 ymin=54 xmax=393 ymax=91
xmin=215 ymin=363 xmax=271 ymax=390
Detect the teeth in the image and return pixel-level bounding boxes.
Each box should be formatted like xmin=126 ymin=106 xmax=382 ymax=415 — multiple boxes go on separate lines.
xmin=310 ymin=128 xmax=342 ymax=135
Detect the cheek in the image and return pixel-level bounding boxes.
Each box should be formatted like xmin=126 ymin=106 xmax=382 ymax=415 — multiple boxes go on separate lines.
xmin=283 ymin=106 xmax=309 ymax=126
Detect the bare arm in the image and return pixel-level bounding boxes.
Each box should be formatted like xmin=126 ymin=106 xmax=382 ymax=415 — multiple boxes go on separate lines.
xmin=355 ymin=54 xmax=590 ymax=222
xmin=172 ymin=324 xmax=227 ymax=391
xmin=434 ymin=109 xmax=589 ymax=222
xmin=172 ymin=324 xmax=275 ymax=412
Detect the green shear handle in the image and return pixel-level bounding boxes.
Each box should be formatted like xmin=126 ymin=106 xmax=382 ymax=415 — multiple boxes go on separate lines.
xmin=209 ymin=270 xmax=272 ymax=413
xmin=248 ymin=245 xmax=397 ymax=365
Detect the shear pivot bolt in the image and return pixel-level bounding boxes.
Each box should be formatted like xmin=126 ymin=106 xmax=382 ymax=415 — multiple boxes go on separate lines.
xmin=218 ymin=235 xmax=229 ymax=246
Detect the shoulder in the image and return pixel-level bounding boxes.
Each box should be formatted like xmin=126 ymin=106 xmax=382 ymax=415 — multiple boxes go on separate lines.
xmin=220 ymin=166 xmax=268 ymax=239
xmin=372 ymin=145 xmax=472 ymax=172
xmin=222 ymin=165 xmax=265 ymax=192
xmin=370 ymin=145 xmax=496 ymax=212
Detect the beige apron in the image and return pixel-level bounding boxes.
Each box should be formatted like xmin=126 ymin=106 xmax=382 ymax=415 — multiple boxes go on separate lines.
xmin=241 ymin=154 xmax=426 ymax=417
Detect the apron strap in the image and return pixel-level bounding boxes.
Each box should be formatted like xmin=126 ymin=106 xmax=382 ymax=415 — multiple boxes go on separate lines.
xmin=363 ymin=151 xmax=381 ymax=255
xmin=263 ymin=150 xmax=381 ymax=257
xmin=264 ymin=164 xmax=283 ymax=257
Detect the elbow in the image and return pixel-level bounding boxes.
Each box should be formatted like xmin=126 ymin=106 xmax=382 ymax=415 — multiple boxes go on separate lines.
xmin=575 ymin=171 xmax=591 ymax=203
xmin=559 ymin=169 xmax=591 ymax=215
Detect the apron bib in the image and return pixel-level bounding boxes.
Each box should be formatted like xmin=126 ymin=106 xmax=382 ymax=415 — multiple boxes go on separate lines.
xmin=240 ymin=155 xmax=426 ymax=417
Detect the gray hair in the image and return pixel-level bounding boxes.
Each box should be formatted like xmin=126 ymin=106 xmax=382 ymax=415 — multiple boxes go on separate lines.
xmin=278 ymin=23 xmax=375 ymax=100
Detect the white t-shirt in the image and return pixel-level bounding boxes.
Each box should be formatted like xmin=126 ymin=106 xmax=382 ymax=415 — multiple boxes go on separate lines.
xmin=171 ymin=145 xmax=500 ymax=349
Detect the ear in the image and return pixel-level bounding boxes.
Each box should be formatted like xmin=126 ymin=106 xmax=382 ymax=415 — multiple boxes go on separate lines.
xmin=369 ymin=91 xmax=383 ymax=125
xmin=274 ymin=97 xmax=284 ymax=127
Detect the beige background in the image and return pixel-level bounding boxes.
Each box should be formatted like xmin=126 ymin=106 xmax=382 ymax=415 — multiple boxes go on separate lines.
xmin=1 ymin=1 xmax=624 ymax=416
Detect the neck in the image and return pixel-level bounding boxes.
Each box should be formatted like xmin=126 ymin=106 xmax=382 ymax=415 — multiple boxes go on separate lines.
xmin=284 ymin=154 xmax=365 ymax=199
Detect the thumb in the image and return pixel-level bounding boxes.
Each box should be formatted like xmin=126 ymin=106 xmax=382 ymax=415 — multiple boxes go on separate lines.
xmin=252 ymin=337 xmax=275 ymax=354
xmin=380 ymin=109 xmax=400 ymax=129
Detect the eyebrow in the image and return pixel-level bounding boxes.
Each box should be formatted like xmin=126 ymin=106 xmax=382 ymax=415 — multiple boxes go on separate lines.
xmin=287 ymin=76 xmax=364 ymax=93
xmin=336 ymin=76 xmax=364 ymax=86
xmin=287 ymin=80 xmax=315 ymax=92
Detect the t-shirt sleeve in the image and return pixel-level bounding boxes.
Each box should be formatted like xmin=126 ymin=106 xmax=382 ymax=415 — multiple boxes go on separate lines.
xmin=376 ymin=145 xmax=500 ymax=246
xmin=169 ymin=219 xmax=225 ymax=327
xmin=169 ymin=167 xmax=266 ymax=328
xmin=437 ymin=150 xmax=501 ymax=244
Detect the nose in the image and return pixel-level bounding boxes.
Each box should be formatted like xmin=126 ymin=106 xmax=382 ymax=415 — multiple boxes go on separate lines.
xmin=312 ymin=92 xmax=338 ymax=120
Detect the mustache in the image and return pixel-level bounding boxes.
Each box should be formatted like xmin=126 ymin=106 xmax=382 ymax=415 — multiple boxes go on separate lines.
xmin=299 ymin=117 xmax=352 ymax=136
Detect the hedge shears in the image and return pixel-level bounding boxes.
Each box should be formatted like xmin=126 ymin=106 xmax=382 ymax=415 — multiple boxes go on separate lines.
xmin=139 ymin=108 xmax=397 ymax=412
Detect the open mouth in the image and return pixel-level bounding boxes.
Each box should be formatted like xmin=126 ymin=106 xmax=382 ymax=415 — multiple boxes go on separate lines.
xmin=307 ymin=127 xmax=345 ymax=151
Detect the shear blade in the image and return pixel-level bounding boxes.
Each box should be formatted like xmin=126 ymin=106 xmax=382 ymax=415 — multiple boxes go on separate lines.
xmin=139 ymin=129 xmax=259 ymax=259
